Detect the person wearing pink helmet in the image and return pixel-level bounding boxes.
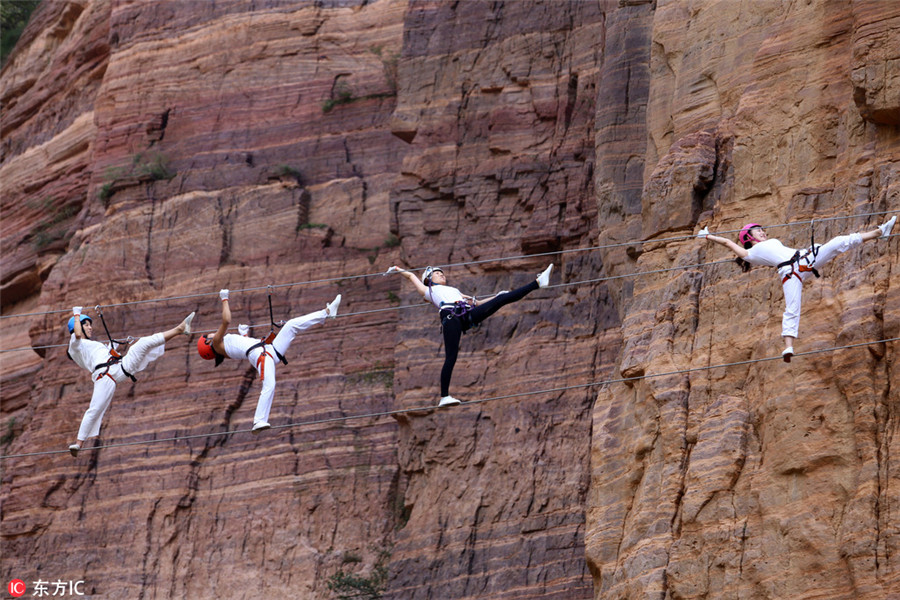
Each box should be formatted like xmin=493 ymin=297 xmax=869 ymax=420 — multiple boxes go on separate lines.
xmin=698 ymin=215 xmax=896 ymax=361
xmin=196 ymin=289 xmax=341 ymax=433
xmin=67 ymin=307 xmax=195 ymax=456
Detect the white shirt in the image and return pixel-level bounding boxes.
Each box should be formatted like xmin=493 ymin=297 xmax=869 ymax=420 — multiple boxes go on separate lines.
xmin=68 ymin=334 xmax=112 ymax=373
xmin=221 ymin=333 xmax=262 ymax=362
xmin=745 ymin=239 xmax=798 ymax=268
xmin=425 ymin=284 xmax=466 ymax=309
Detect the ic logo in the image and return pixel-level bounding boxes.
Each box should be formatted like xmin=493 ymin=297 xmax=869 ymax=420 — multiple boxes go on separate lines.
xmin=7 ymin=579 xmax=26 ymax=597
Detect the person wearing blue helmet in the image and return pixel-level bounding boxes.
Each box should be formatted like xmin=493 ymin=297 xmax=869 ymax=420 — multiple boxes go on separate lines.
xmin=698 ymin=215 xmax=895 ymax=362
xmin=387 ymin=263 xmax=553 ymax=406
xmin=67 ymin=306 xmax=195 ymax=457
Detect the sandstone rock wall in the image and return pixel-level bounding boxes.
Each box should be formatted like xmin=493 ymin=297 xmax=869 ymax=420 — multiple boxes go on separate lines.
xmin=385 ymin=1 xmax=620 ymax=597
xmin=3 ymin=0 xmax=900 ymax=599
xmin=2 ymin=1 xmax=409 ymax=598
xmin=587 ymin=1 xmax=900 ymax=599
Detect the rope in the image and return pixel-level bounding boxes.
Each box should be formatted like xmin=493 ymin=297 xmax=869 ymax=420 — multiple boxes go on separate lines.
xmin=1 ymin=336 xmax=896 ymax=460
xmin=0 ymin=258 xmax=737 ymax=355
xmin=2 ymin=210 xmax=893 ymax=321
xmin=7 ymin=227 xmax=899 ymax=357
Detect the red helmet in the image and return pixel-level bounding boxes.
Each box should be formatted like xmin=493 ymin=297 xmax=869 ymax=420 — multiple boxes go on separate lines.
xmin=739 ymin=223 xmax=763 ymax=246
xmin=197 ymin=335 xmax=217 ymax=360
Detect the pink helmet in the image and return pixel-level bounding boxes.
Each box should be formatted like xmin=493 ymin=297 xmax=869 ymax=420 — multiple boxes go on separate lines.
xmin=739 ymin=223 xmax=763 ymax=246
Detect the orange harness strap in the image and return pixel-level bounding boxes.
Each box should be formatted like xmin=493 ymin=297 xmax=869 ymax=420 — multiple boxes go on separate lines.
xmin=782 ymin=264 xmax=817 ymax=284
xmin=256 ymin=350 xmax=274 ymax=380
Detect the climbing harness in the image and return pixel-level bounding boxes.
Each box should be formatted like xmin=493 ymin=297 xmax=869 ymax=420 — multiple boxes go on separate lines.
xmin=93 ymin=355 xmax=136 ymax=383
xmin=245 ymin=286 xmax=288 ymax=372
xmin=777 ymin=220 xmax=821 ymax=284
xmin=439 ymin=300 xmax=477 ymax=332
xmin=75 ymin=305 xmax=137 ymax=381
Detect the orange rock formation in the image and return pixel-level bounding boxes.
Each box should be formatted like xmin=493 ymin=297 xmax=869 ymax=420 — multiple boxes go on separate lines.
xmin=2 ymin=1 xmax=898 ymax=599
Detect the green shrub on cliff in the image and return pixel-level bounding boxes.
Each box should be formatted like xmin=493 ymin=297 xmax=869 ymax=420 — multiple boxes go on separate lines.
xmin=327 ymin=548 xmax=390 ymax=600
xmin=1 ymin=0 xmax=40 ymax=66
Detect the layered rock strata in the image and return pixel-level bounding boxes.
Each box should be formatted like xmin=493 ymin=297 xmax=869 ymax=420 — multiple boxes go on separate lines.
xmin=2 ymin=0 xmax=899 ymax=599
xmin=2 ymin=1 xmax=409 ymax=598
xmin=587 ymin=1 xmax=900 ymax=599
xmin=386 ymin=1 xmax=620 ymax=597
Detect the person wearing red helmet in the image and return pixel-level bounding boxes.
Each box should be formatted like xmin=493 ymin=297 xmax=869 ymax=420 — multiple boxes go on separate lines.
xmin=387 ymin=263 xmax=553 ymax=406
xmin=196 ymin=289 xmax=341 ymax=433
xmin=698 ymin=215 xmax=896 ymax=361
xmin=67 ymin=307 xmax=195 ymax=457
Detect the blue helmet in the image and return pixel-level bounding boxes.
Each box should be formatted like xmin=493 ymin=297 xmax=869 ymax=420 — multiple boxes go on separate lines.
xmin=67 ymin=314 xmax=93 ymax=333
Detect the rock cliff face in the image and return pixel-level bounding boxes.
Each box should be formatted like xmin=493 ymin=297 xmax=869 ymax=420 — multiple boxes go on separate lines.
xmin=2 ymin=1 xmax=899 ymax=599
xmin=2 ymin=1 xmax=409 ymax=598
xmin=588 ymin=2 xmax=900 ymax=599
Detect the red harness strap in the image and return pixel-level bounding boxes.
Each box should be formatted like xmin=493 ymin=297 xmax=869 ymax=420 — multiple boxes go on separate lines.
xmin=96 ymin=371 xmax=116 ymax=383
xmin=779 ymin=249 xmax=820 ymax=284
xmin=255 ymin=349 xmax=274 ymax=380
xmin=782 ymin=264 xmax=818 ymax=284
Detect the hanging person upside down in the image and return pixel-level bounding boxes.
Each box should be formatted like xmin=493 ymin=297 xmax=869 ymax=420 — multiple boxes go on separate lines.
xmin=697 ymin=215 xmax=896 ymax=362
xmin=387 ymin=263 xmax=553 ymax=406
xmin=196 ymin=289 xmax=341 ymax=433
xmin=67 ymin=307 xmax=195 ymax=457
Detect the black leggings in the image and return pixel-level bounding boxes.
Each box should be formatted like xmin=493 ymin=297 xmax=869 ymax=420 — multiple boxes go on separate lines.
xmin=439 ymin=280 xmax=539 ymax=396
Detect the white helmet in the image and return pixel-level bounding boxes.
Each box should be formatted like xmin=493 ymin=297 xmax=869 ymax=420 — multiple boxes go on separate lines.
xmin=422 ymin=266 xmax=443 ymax=285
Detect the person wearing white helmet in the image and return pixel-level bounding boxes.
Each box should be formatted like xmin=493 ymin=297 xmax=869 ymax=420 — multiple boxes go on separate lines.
xmin=387 ymin=264 xmax=553 ymax=406
xmin=698 ymin=215 xmax=896 ymax=362
xmin=67 ymin=307 xmax=195 ymax=457
xmin=196 ymin=289 xmax=342 ymax=433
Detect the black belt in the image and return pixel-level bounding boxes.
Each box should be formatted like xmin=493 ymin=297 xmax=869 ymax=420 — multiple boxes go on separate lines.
xmin=245 ymin=341 xmax=287 ymax=365
xmin=439 ymin=301 xmax=474 ymax=317
xmin=439 ymin=301 xmax=476 ymax=332
xmin=93 ymin=356 xmax=136 ymax=382
xmin=777 ymin=250 xmax=820 ymax=282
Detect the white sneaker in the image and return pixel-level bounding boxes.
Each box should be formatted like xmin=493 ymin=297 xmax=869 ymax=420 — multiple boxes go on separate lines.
xmin=252 ymin=421 xmax=271 ymax=434
xmin=326 ymin=294 xmax=342 ymax=318
xmin=69 ymin=444 xmax=80 ymax=457
xmin=182 ymin=312 xmax=195 ymax=335
xmin=782 ymin=347 xmax=794 ymax=363
xmin=438 ymin=395 xmax=461 ymax=407
xmin=879 ymin=215 xmax=896 ymax=238
xmin=536 ymin=264 xmax=553 ymax=288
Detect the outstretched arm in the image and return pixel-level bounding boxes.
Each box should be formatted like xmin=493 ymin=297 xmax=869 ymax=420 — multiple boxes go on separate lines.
xmin=699 ymin=229 xmax=749 ymax=259
xmin=388 ymin=266 xmax=431 ymax=300
xmin=211 ymin=289 xmax=231 ymax=354
xmin=72 ymin=306 xmax=85 ymax=340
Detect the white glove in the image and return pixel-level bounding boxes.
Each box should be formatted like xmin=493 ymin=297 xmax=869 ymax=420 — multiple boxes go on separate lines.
xmin=238 ymin=324 xmax=249 ymax=336
xmin=384 ymin=266 xmax=400 ymax=275
xmin=73 ymin=306 xmax=82 ymax=316
xmin=697 ymin=227 xmax=709 ymax=239
xmin=219 ymin=289 xmax=229 ymax=301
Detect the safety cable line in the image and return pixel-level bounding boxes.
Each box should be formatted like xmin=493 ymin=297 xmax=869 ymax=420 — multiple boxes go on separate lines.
xmin=2 ymin=210 xmax=893 ymax=322
xmin=6 ymin=231 xmax=900 ymax=356
xmin=4 ymin=221 xmax=898 ymax=356
xmin=0 ymin=258 xmax=738 ymax=355
xmin=2 ymin=336 xmax=895 ymax=460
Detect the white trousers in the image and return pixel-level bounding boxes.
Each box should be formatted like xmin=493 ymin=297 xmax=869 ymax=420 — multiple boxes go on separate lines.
xmin=778 ymin=233 xmax=862 ymax=338
xmin=77 ymin=333 xmax=166 ymax=441
xmin=247 ymin=309 xmax=327 ymax=425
